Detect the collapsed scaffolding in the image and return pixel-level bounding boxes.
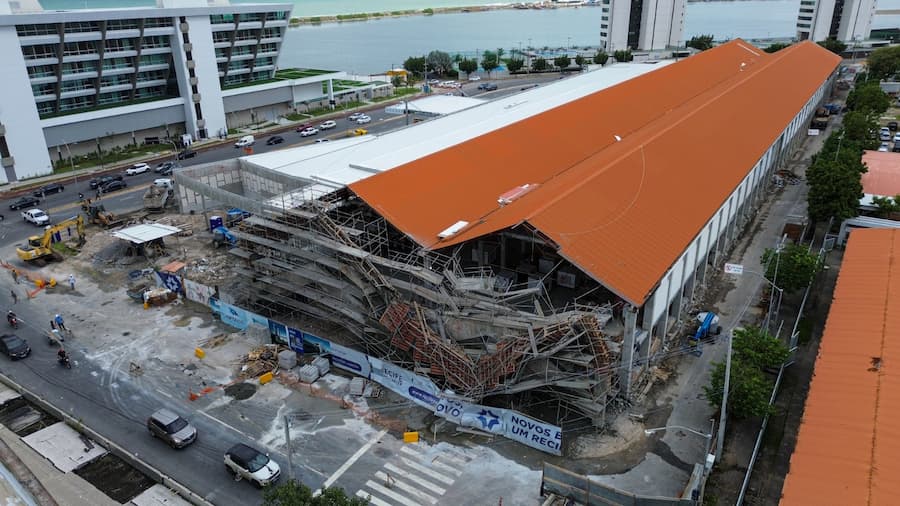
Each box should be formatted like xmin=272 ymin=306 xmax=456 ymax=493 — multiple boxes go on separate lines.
xmin=177 ymin=163 xmax=626 ymax=427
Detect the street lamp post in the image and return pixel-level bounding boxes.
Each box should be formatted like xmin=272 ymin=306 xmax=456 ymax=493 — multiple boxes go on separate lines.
xmin=283 ymin=414 xmax=324 ymax=483
xmin=62 ymin=141 xmax=77 ymax=185
xmin=645 ymin=420 xmax=716 ymax=471
xmin=166 ymin=139 xmax=179 ymax=163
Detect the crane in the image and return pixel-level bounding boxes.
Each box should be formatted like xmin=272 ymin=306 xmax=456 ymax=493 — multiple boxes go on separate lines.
xmin=16 ymin=215 xmax=86 ymax=266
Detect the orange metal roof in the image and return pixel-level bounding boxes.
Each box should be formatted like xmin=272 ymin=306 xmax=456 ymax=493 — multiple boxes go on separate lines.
xmin=350 ymin=40 xmax=840 ymax=304
xmin=780 ymin=228 xmax=900 ymax=505
xmin=861 ymin=150 xmax=900 ymax=197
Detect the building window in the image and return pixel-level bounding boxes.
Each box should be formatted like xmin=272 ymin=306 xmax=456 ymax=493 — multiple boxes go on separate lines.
xmin=106 ymin=19 xmax=140 ymax=31
xmin=58 ymin=95 xmax=94 ymax=111
xmin=139 ymin=54 xmax=169 ymax=67
xmin=60 ymin=78 xmax=94 ymax=93
xmin=250 ymin=70 xmax=271 ymax=81
xmin=266 ymin=11 xmax=287 ymax=21
xmin=254 ymin=56 xmax=274 ymax=67
xmin=141 ymin=35 xmax=170 ymax=49
xmin=261 ymin=27 xmax=282 ymax=39
xmin=232 ymin=46 xmax=253 ymax=56
xmin=61 ymin=61 xmax=97 ymax=74
xmin=238 ymin=13 xmax=262 ymax=23
xmin=100 ymin=74 xmax=131 ymax=87
xmin=16 ymin=23 xmax=58 ymax=36
xmin=223 ymin=74 xmax=248 ymax=85
xmin=104 ymin=38 xmax=135 ymax=52
xmin=135 ymin=87 xmax=164 ymax=98
xmin=27 ymin=65 xmax=56 ymax=78
xmin=97 ymin=90 xmax=131 ymax=105
xmin=258 ymin=43 xmax=277 ymax=53
xmin=799 ymin=16 xmax=812 ymax=21
xmin=37 ymin=102 xmax=55 ymax=115
xmin=31 ymin=82 xmax=55 ymax=96
xmin=213 ymin=32 xmax=232 ymax=43
xmin=136 ymin=69 xmax=167 ymax=82
xmin=143 ymin=17 xmax=172 ymax=28
xmin=228 ymin=60 xmax=250 ymax=71
xmin=102 ymin=58 xmax=131 ymax=70
xmin=215 ymin=47 xmax=228 ymax=58
xmin=63 ymin=41 xmax=97 ymax=56
xmin=210 ymin=14 xmax=235 ymax=24
xmin=64 ymin=21 xmax=99 ymax=33
xmin=21 ymin=44 xmax=56 ymax=60
xmin=234 ymin=29 xmax=258 ymax=41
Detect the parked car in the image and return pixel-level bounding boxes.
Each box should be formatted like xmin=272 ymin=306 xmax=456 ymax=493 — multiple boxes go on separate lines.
xmin=0 ymin=335 xmax=30 ymax=360
xmin=356 ymin=115 xmax=371 ymax=125
xmin=294 ymin=122 xmax=314 ymax=132
xmin=427 ymin=79 xmax=440 ymax=85
xmin=9 ymin=196 xmax=40 ymax=210
xmin=22 ymin=208 xmax=50 ymax=226
xmin=881 ymin=132 xmax=892 ymax=142
xmin=32 ymin=183 xmax=64 ymax=197
xmin=99 ymin=180 xmax=127 ymax=193
xmin=893 ymin=142 xmax=900 ymax=153
xmin=224 ymin=443 xmax=281 ymax=488
xmin=234 ymin=135 xmax=255 ymax=148
xmin=299 ymin=127 xmax=319 ymax=137
xmin=176 ymin=149 xmax=197 ymax=160
xmin=889 ymin=121 xmax=898 ymax=131
xmin=483 ymin=83 xmax=498 ymax=91
xmin=318 ymin=120 xmax=337 ymax=130
xmin=469 ymin=75 xmax=481 ymax=81
xmin=155 ymin=161 xmax=176 ymax=173
xmin=125 ymin=163 xmax=151 ymax=176
xmin=892 ymin=133 xmax=900 ymax=143
xmin=348 ymin=113 xmax=364 ymax=121
xmin=266 ymin=135 xmax=285 ymax=145
xmin=879 ymin=142 xmax=890 ymax=152
xmin=147 ymin=408 xmax=197 ymax=449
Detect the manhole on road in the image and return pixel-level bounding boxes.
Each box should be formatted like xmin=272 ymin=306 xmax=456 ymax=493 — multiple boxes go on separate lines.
xmin=224 ymin=382 xmax=257 ymax=400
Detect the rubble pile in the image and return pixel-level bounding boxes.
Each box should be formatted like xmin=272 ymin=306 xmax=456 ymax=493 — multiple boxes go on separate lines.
xmin=237 ymin=344 xmax=285 ymax=379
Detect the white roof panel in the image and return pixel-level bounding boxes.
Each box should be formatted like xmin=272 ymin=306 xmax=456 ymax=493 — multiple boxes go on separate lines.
xmin=112 ymin=223 xmax=182 ymax=244
xmin=243 ymin=62 xmax=673 ymax=194
xmin=384 ymin=95 xmax=486 ymax=116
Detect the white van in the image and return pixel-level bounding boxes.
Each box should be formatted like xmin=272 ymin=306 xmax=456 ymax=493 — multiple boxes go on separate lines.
xmin=234 ymin=135 xmax=255 ymax=148
xmin=153 ymin=178 xmax=174 ymax=189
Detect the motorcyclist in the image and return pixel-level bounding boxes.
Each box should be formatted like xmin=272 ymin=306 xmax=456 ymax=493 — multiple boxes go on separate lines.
xmin=6 ymin=310 xmax=16 ymax=325
xmin=57 ymin=348 xmax=68 ymax=361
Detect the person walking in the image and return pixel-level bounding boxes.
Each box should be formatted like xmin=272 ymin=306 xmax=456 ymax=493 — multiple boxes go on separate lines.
xmin=10 ymin=270 xmax=18 ymax=285
xmin=54 ymin=314 xmax=66 ymax=332
xmin=68 ymin=274 xmax=75 ymax=291
xmin=50 ymin=320 xmax=57 ymax=331
xmin=9 ymin=289 xmax=16 ymax=305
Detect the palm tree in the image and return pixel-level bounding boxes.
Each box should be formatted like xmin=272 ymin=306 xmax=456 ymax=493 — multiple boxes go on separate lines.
xmin=497 ymin=48 xmax=505 ymax=63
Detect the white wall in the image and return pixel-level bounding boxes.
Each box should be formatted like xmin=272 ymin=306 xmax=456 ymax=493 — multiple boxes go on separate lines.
xmin=606 ymin=0 xmax=632 ymax=52
xmin=837 ymin=0 xmax=876 ymax=41
xmin=638 ymin=0 xmax=686 ymax=51
xmin=0 ymin=24 xmax=52 ymax=180
xmin=169 ymin=13 xmax=227 ymax=140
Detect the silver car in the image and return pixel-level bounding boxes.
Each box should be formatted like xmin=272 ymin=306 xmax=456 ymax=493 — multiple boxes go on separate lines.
xmin=147 ymin=408 xmax=197 ymax=449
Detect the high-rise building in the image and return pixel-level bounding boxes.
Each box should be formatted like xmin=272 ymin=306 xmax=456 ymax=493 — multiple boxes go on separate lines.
xmin=0 ymin=0 xmax=346 ymax=182
xmin=796 ymin=0 xmax=876 ymax=42
xmin=601 ymin=0 xmax=686 ymax=53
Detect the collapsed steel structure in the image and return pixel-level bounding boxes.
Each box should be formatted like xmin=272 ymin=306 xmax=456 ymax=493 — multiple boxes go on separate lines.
xmin=177 ymin=161 xmax=630 ymax=427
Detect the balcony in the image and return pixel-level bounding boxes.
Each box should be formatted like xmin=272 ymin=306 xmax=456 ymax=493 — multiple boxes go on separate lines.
xmin=102 ymin=50 xmax=138 ymax=59
xmin=140 ymin=46 xmax=172 ymax=56
xmin=24 ymin=57 xmax=59 ymax=67
xmin=135 ymin=79 xmax=167 ymax=89
xmin=137 ymin=62 xmax=170 ymax=72
xmin=143 ymin=26 xmax=176 ymax=37
xmin=102 ymin=66 xmax=136 ymax=76
xmin=229 ymin=53 xmax=255 ymax=61
xmin=63 ymin=31 xmax=102 ymax=43
xmin=60 ymin=71 xmax=99 ymax=81
xmin=97 ymin=83 xmax=132 ymax=94
xmin=237 ymin=21 xmax=263 ymax=30
xmin=18 ymin=34 xmax=61 ymax=45
xmin=104 ymin=29 xmax=141 ymax=40
xmin=29 ymin=75 xmax=58 ymax=85
xmin=210 ymin=23 xmax=237 ymax=32
xmin=59 ymin=88 xmax=96 ymax=99
xmin=61 ymin=53 xmax=101 ymax=64
xmin=213 ymin=41 xmax=233 ymax=49
xmin=233 ymin=38 xmax=260 ymax=47
xmin=259 ymin=36 xmax=282 ymax=44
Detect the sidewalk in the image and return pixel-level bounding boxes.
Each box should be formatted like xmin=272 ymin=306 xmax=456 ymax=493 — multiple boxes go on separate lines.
xmin=0 ymin=424 xmax=116 ymax=506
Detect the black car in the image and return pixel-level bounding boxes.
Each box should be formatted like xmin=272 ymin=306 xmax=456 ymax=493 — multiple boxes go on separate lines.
xmin=99 ymin=180 xmax=127 ymax=193
xmin=9 ymin=196 xmax=40 ymax=210
xmin=266 ymin=136 xmax=284 ymax=146
xmin=889 ymin=121 xmax=898 ymax=131
xmin=32 ymin=183 xmax=64 ymax=197
xmin=0 ymin=335 xmax=30 ymax=360
xmin=155 ymin=161 xmax=176 ymax=173
xmin=89 ymin=174 xmax=124 ymax=190
xmin=176 ymin=149 xmax=196 ymax=160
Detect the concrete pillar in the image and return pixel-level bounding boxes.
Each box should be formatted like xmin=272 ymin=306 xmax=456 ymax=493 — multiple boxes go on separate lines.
xmin=620 ymin=305 xmax=638 ymax=398
xmin=326 ymin=80 xmax=335 ymax=110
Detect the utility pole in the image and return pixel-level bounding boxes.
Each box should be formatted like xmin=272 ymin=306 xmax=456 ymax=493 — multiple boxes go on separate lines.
xmin=715 ymin=325 xmax=732 ymax=462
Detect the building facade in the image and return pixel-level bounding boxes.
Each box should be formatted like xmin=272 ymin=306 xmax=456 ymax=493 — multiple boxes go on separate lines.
xmin=796 ymin=0 xmax=876 ymax=42
xmin=602 ymin=0 xmax=686 ymax=52
xmin=0 ymin=0 xmax=343 ymax=182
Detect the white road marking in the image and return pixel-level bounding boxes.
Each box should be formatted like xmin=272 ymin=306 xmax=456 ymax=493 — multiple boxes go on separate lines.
xmin=196 ymin=410 xmax=253 ymax=439
xmin=436 ymin=451 xmax=468 ymax=466
xmin=399 ymin=446 xmax=461 ymax=476
xmin=364 ymin=479 xmax=422 ymax=506
xmin=384 ymin=463 xmax=446 ymax=495
xmin=156 ymin=388 xmax=174 ymax=400
xmin=313 ymin=428 xmax=388 ymax=497
xmin=374 ymin=470 xmax=438 ymax=504
xmin=356 ymin=490 xmax=392 ymax=506
xmin=398 ymin=457 xmax=455 ymax=485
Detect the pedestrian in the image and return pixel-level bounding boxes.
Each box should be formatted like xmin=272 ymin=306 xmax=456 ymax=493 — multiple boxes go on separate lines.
xmin=50 ymin=320 xmax=57 ymax=331
xmin=78 ymin=192 xmax=84 ymax=201
xmin=95 ymin=190 xmax=101 ymax=201
xmin=54 ymin=313 xmax=66 ymax=332
xmin=9 ymin=289 xmax=16 ymax=305
xmin=10 ymin=270 xmax=18 ymax=285
xmin=68 ymin=274 xmax=75 ymax=291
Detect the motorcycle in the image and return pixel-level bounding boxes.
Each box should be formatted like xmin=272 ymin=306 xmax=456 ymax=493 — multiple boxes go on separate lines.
xmin=57 ymin=354 xmax=71 ymax=369
xmin=6 ymin=315 xmax=18 ymax=329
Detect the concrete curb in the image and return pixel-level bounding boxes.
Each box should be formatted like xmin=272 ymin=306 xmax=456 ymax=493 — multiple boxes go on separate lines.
xmin=0 ymin=372 xmax=214 ymax=506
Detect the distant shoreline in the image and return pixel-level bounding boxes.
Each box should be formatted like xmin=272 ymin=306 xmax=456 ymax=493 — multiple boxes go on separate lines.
xmin=287 ymin=3 xmax=587 ymax=26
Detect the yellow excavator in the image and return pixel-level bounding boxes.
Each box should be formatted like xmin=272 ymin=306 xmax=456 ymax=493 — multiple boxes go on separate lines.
xmin=16 ymin=215 xmax=86 ymax=266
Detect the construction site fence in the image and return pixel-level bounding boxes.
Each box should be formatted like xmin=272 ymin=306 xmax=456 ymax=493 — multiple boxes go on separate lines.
xmin=541 ymin=462 xmax=701 ymax=506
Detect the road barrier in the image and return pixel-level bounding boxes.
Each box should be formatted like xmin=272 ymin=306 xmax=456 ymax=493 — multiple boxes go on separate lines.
xmin=0 ymin=372 xmax=214 ymax=506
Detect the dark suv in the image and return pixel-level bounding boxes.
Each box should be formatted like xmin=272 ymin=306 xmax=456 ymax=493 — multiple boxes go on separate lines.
xmin=147 ymin=408 xmax=197 ymax=448
xmin=89 ymin=174 xmax=124 ymax=190
xmin=32 ymin=183 xmax=64 ymax=197
xmin=0 ymin=335 xmax=30 ymax=360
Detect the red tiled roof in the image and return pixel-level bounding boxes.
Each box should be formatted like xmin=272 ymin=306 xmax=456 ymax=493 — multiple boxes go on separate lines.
xmin=780 ymin=228 xmax=900 ymax=505
xmin=862 ymin=150 xmax=900 ymax=197
xmin=351 ymin=40 xmax=840 ymax=304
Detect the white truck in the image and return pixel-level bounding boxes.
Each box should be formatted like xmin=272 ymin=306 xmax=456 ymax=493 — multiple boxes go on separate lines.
xmin=21 ymin=208 xmax=50 ymax=226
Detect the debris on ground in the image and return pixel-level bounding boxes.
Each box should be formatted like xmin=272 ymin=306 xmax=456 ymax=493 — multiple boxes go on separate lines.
xmin=238 ymin=344 xmax=284 ymax=378
xmin=199 ymin=333 xmax=228 ymax=348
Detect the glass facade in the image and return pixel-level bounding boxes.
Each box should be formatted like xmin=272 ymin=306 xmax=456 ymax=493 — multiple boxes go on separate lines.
xmin=213 ymin=13 xmax=285 ymax=88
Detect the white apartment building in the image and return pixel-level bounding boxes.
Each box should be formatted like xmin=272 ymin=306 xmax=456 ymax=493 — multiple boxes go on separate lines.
xmin=601 ymin=0 xmax=686 ymax=52
xmin=0 ymin=0 xmax=346 ymax=182
xmin=796 ymin=0 xmax=876 ymax=42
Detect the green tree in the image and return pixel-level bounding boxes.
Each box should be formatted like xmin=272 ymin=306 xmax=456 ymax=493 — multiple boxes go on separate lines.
xmin=497 ymin=48 xmax=505 ymax=62
xmin=532 ymin=57 xmax=549 ymax=72
xmin=481 ymin=50 xmax=499 ymax=76
xmin=818 ymin=38 xmax=847 ymax=55
xmin=764 ymin=42 xmax=791 ymax=53
xmin=506 ymin=58 xmax=525 ymax=73
xmin=704 ymin=327 xmax=788 ymax=419
xmin=841 ymin=111 xmax=878 ymax=146
xmin=554 ymin=55 xmax=571 ymax=69
xmin=458 ymin=58 xmax=478 ymax=75
xmin=687 ymin=34 xmax=715 ymax=51
xmin=807 ymin=156 xmax=866 ymax=222
xmin=613 ymin=49 xmax=633 ymax=62
xmin=402 ymin=56 xmax=425 ymax=77
xmin=391 ymin=75 xmax=403 ymax=88
xmin=866 ymin=45 xmax=900 ymax=80
xmin=593 ymin=51 xmax=609 ymax=65
xmin=846 ymin=81 xmax=891 ymax=115
xmin=452 ymin=53 xmax=463 ymax=63
xmin=263 ymin=480 xmax=368 ymax=506
xmin=426 ymin=50 xmax=452 ymax=75
xmin=574 ymin=54 xmax=585 ymax=67
xmin=872 ymin=195 xmax=900 ymax=218
xmin=761 ymin=243 xmax=821 ymax=293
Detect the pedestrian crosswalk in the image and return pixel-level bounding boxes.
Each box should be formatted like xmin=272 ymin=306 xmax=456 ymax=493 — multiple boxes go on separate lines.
xmin=355 ymin=444 xmax=470 ymax=506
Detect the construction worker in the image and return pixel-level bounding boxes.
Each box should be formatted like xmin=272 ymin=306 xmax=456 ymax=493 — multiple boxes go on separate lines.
xmin=54 ymin=314 xmax=66 ymax=332
xmin=9 ymin=289 xmax=16 ymax=305
xmin=68 ymin=274 xmax=75 ymax=291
